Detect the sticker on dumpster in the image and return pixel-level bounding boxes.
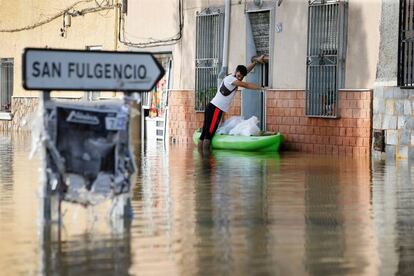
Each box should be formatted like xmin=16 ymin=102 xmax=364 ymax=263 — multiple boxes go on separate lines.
xmin=105 ymin=116 xmax=127 ymax=130
xmin=66 ymin=110 xmax=100 ymax=125
xmin=23 ymin=48 xmax=165 ymax=92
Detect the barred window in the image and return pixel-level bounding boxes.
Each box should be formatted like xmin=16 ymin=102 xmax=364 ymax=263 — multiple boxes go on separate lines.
xmin=0 ymin=58 xmax=13 ymax=112
xmin=306 ymin=0 xmax=347 ymax=118
xmin=195 ymin=8 xmax=224 ymax=111
xmin=248 ymin=10 xmax=270 ymax=87
xmin=398 ymin=0 xmax=414 ymax=87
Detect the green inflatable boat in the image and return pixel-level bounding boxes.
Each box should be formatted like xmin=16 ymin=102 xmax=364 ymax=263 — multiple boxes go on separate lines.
xmin=193 ymin=129 xmax=284 ymax=152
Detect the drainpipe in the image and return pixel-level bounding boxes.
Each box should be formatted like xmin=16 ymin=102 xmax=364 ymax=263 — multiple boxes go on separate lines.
xmin=217 ymin=0 xmax=231 ymax=87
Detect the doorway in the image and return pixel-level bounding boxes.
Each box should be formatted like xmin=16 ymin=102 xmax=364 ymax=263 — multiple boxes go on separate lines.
xmin=243 ymin=8 xmax=272 ymax=130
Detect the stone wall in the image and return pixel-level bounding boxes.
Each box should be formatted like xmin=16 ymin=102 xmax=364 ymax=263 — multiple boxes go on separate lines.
xmin=376 ymin=0 xmax=399 ymax=84
xmin=373 ymin=86 xmax=414 ymax=159
xmin=372 ymin=0 xmax=410 ymax=160
xmin=0 ymin=97 xmax=38 ymax=131
xmin=0 ymin=97 xmax=84 ymax=132
xmin=168 ymin=89 xmax=372 ymax=156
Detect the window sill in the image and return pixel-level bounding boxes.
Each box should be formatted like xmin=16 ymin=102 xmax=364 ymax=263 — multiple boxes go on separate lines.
xmin=0 ymin=112 xmax=12 ymax=121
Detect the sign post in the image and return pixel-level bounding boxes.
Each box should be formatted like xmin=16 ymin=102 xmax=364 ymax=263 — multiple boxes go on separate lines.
xmin=23 ymin=48 xmax=165 ymax=224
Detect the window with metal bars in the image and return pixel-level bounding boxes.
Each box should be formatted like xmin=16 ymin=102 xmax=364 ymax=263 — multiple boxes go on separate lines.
xmin=249 ymin=10 xmax=270 ymax=88
xmin=0 ymin=58 xmax=13 ymax=112
xmin=306 ymin=0 xmax=347 ymax=118
xmin=194 ymin=8 xmax=224 ymax=112
xmin=398 ymin=0 xmax=414 ymax=87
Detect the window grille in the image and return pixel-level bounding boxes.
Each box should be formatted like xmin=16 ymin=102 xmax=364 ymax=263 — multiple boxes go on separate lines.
xmin=398 ymin=0 xmax=414 ymax=87
xmin=0 ymin=58 xmax=13 ymax=112
xmin=195 ymin=8 xmax=224 ymax=111
xmin=306 ymin=0 xmax=347 ymax=118
xmin=249 ymin=11 xmax=270 ymax=87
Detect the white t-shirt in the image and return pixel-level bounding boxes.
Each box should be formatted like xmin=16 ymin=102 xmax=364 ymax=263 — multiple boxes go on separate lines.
xmin=210 ymin=75 xmax=238 ymax=112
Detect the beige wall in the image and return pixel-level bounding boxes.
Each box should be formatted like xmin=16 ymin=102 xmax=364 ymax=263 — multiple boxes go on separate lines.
xmin=0 ymin=0 xmax=119 ymax=98
xmin=228 ymin=3 xmax=248 ymax=74
xmin=123 ymin=0 xmax=193 ymax=89
xmin=273 ymin=0 xmax=308 ymax=89
xmin=175 ymin=2 xmax=197 ymax=90
xmin=165 ymin=0 xmax=382 ymax=91
xmin=345 ymin=0 xmax=381 ymax=89
xmin=124 ymin=0 xmax=178 ymax=48
xmin=274 ymin=0 xmax=381 ymax=90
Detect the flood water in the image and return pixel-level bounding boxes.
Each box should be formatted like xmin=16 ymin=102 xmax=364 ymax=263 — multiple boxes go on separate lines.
xmin=0 ymin=132 xmax=413 ymax=275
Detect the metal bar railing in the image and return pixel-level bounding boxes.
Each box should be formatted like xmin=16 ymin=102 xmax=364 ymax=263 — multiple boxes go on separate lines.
xmin=195 ymin=9 xmax=224 ymax=111
xmin=306 ymin=1 xmax=344 ymax=118
xmin=397 ymin=0 xmax=414 ymax=88
xmin=398 ymin=0 xmax=406 ymax=86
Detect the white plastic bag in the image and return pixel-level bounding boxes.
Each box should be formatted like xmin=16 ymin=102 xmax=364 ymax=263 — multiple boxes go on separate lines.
xmin=229 ymin=116 xmax=260 ymax=136
xmin=216 ymin=116 xmax=243 ymax=134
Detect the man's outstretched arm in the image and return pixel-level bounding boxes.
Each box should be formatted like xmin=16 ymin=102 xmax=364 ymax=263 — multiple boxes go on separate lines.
xmin=246 ymin=55 xmax=267 ymax=73
xmin=232 ymin=80 xmax=263 ymax=90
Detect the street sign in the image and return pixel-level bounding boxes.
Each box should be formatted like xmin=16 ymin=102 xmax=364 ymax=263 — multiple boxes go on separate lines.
xmin=23 ymin=48 xmax=165 ymax=92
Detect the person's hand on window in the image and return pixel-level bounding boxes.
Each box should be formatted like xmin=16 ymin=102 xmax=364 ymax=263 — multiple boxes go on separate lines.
xmin=251 ymin=55 xmax=267 ymax=64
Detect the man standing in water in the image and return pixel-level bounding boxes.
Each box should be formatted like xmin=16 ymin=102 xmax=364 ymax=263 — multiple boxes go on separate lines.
xmin=198 ymin=55 xmax=267 ymax=153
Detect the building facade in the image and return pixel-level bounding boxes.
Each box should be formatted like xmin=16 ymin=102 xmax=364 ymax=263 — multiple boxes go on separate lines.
xmin=3 ymin=0 xmax=413 ymax=160
xmin=157 ymin=0 xmax=380 ymax=157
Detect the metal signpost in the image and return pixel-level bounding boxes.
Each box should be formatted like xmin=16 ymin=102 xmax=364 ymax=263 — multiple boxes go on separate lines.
xmin=23 ymin=48 xmax=165 ymax=225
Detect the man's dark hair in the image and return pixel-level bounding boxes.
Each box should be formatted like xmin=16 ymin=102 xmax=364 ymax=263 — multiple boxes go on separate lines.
xmin=235 ymin=65 xmax=248 ymax=76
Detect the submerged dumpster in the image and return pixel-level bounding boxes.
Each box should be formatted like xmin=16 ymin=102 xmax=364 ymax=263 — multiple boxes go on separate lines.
xmin=43 ymin=100 xmax=136 ymax=206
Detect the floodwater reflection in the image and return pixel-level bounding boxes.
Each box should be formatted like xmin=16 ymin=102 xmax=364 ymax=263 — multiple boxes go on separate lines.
xmin=372 ymin=160 xmax=414 ymax=275
xmin=40 ymin=221 xmax=132 ymax=275
xmin=0 ymin=132 xmax=414 ymax=275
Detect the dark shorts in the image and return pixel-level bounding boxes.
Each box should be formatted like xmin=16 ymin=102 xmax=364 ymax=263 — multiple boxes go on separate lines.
xmin=200 ymin=103 xmax=223 ymax=141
